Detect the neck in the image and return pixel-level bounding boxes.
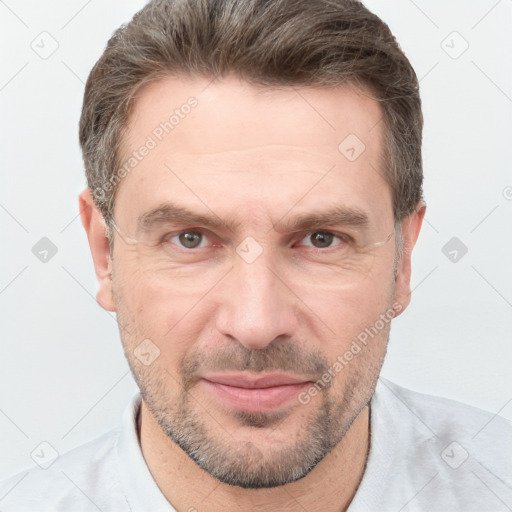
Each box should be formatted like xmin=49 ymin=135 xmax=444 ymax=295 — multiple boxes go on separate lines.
xmin=138 ymin=402 xmax=370 ymax=512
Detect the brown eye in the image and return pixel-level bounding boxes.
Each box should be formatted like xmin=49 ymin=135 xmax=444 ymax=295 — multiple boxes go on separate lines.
xmin=309 ymin=232 xmax=334 ymax=248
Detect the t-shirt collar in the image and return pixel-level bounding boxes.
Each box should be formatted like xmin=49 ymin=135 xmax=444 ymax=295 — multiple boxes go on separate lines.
xmin=115 ymin=392 xmax=177 ymax=512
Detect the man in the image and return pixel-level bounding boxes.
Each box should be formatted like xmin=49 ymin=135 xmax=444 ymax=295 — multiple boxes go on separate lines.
xmin=1 ymin=0 xmax=510 ymax=510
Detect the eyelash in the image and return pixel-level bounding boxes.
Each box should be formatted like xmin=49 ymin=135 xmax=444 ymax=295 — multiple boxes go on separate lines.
xmin=161 ymin=229 xmax=353 ymax=252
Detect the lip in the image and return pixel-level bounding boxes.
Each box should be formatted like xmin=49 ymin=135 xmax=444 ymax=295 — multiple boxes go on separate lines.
xmin=201 ymin=372 xmax=311 ymax=388
xmin=200 ymin=372 xmax=313 ymax=413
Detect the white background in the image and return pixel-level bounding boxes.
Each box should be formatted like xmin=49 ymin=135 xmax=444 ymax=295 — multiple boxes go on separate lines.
xmin=0 ymin=0 xmax=511 ymax=481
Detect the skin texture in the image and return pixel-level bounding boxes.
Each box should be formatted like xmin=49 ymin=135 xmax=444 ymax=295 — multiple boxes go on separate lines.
xmin=80 ymin=75 xmax=425 ymax=511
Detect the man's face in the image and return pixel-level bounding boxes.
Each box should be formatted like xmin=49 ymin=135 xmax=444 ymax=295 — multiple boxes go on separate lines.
xmin=103 ymin=75 xmax=404 ymax=488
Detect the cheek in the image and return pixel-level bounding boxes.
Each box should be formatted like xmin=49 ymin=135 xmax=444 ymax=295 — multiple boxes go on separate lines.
xmin=304 ymin=266 xmax=395 ymax=358
xmin=115 ymin=249 xmax=223 ymax=309
xmin=297 ymin=262 xmax=394 ymax=320
xmin=113 ymin=263 xmax=207 ymax=355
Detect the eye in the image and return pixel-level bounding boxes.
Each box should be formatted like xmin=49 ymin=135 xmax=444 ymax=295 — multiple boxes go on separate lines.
xmin=297 ymin=231 xmax=349 ymax=249
xmin=165 ymin=230 xmax=209 ymax=250
xmin=160 ymin=229 xmax=351 ymax=252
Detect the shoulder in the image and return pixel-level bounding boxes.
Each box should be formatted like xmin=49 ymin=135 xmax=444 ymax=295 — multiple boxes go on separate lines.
xmin=0 ymin=428 xmax=128 ymax=512
xmin=376 ymin=377 xmax=512 ymax=436
xmin=376 ymin=377 xmax=512 ymax=450
xmin=360 ymin=378 xmax=512 ymax=510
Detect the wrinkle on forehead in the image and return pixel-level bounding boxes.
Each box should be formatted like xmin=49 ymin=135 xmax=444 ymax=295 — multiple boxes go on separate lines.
xmin=113 ymin=75 xmax=392 ymax=229
xmin=119 ymin=75 xmax=385 ymax=162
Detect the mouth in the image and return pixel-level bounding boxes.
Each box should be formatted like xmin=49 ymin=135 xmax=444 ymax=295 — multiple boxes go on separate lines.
xmin=200 ymin=372 xmax=313 ymax=413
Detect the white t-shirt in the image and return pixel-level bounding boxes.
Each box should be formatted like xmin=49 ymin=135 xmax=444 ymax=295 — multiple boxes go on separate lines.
xmin=1 ymin=378 xmax=511 ymax=511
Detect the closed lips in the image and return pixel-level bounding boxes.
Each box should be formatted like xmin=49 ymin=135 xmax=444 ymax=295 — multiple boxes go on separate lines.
xmin=201 ymin=373 xmax=312 ymax=388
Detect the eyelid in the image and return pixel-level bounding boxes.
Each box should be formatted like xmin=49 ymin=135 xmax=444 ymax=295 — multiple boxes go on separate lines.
xmin=162 ymin=228 xmax=215 ymax=247
xmin=161 ymin=227 xmax=352 ymax=250
xmin=294 ymin=230 xmax=352 ymax=248
xmin=290 ymin=227 xmax=356 ymax=239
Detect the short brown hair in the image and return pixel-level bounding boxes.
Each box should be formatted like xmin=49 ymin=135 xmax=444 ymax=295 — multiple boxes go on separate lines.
xmin=79 ymin=0 xmax=423 ymax=227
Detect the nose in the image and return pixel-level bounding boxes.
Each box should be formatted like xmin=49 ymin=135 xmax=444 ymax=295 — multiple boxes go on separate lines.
xmin=214 ymin=248 xmax=299 ymax=350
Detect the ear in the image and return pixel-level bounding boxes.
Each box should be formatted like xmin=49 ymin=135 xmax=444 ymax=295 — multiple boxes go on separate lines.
xmin=79 ymin=189 xmax=115 ymax=312
xmin=393 ymin=201 xmax=426 ymax=316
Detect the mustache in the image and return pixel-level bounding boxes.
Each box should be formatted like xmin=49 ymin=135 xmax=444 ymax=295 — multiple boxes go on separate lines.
xmin=180 ymin=340 xmax=330 ymax=389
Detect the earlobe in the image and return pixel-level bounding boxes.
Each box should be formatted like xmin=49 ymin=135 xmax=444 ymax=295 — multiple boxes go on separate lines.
xmin=392 ymin=201 xmax=426 ymax=315
xmin=79 ymin=189 xmax=116 ymax=312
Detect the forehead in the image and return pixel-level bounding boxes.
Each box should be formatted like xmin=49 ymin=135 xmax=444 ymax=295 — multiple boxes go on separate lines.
xmin=115 ymin=75 xmax=391 ymax=228
xmin=123 ymin=75 xmax=384 ymax=155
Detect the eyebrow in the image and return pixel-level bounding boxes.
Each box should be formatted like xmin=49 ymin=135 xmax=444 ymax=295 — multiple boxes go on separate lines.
xmin=273 ymin=206 xmax=369 ymax=233
xmin=138 ymin=203 xmax=243 ymax=233
xmin=137 ymin=201 xmax=370 ymax=234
